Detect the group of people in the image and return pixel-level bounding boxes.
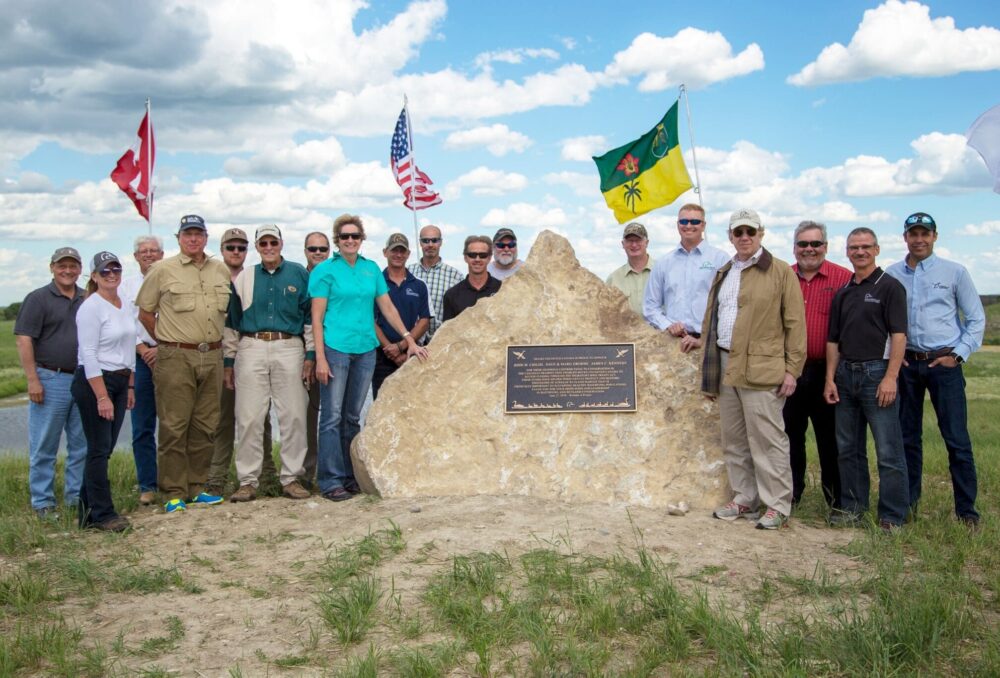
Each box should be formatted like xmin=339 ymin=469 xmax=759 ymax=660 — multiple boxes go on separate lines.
xmin=608 ymin=204 xmax=985 ymax=531
xmin=15 ymin=214 xmax=515 ymax=531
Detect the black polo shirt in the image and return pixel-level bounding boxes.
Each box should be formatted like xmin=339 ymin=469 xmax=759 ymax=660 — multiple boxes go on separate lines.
xmin=441 ymin=275 xmax=502 ymax=322
xmin=14 ymin=282 xmax=85 ymax=371
xmin=827 ymin=267 xmax=907 ymax=362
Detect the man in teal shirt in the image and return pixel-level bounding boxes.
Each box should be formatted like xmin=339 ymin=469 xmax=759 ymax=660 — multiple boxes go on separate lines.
xmin=223 ymin=225 xmax=314 ymax=502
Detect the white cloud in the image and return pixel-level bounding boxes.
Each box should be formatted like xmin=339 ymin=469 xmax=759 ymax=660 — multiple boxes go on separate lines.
xmin=959 ymin=220 xmax=1000 ymax=236
xmin=443 ymin=124 xmax=532 ymax=156
xmin=224 ymin=137 xmax=347 ymax=177
xmin=446 ymin=166 xmax=528 ymax=198
xmin=543 ymin=171 xmax=596 ymax=196
xmin=605 ymin=28 xmax=764 ymax=91
xmin=789 ymin=1 xmax=1000 ymax=86
xmin=481 ymin=202 xmax=568 ymax=228
xmin=474 ymin=47 xmax=559 ymax=69
xmin=561 ymin=135 xmax=607 ymax=162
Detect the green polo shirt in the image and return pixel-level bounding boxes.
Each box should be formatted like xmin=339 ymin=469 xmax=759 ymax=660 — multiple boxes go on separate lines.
xmin=225 ymin=258 xmax=314 ymax=366
xmin=308 ymin=253 xmax=388 ymax=354
xmin=605 ymin=255 xmax=655 ymax=315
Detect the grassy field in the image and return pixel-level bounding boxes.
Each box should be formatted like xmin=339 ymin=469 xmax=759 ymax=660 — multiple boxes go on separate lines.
xmin=0 ymin=320 xmax=26 ymax=399
xmin=0 ymin=352 xmax=998 ymax=675
xmin=985 ymin=302 xmax=1000 ymax=345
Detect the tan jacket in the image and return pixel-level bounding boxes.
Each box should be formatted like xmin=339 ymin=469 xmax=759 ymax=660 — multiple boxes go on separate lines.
xmin=700 ymin=248 xmax=806 ymax=394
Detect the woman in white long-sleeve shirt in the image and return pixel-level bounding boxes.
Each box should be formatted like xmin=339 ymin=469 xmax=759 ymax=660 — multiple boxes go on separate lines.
xmin=71 ymin=251 xmax=135 ymax=532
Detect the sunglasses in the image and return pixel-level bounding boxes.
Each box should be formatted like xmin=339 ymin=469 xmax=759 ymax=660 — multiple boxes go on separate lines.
xmin=224 ymin=244 xmax=248 ymax=252
xmin=98 ymin=266 xmax=123 ymax=278
xmin=905 ymin=214 xmax=935 ymax=227
xmin=258 ymin=240 xmax=280 ymax=248
xmin=795 ymin=240 xmax=825 ymax=249
xmin=678 ymin=218 xmax=703 ymax=226
xmin=338 ymin=232 xmax=362 ymax=241
xmin=731 ymin=227 xmax=758 ymax=238
xmin=494 ymin=241 xmax=517 ymax=249
xmin=419 ymin=237 xmax=441 ymax=244
xmin=847 ymin=244 xmax=875 ymax=252
xmin=465 ymin=251 xmax=491 ymax=259
xmin=306 ymin=246 xmax=329 ymax=253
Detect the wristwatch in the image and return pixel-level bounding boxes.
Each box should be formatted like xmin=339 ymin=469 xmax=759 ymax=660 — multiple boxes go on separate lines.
xmin=948 ymin=352 xmax=964 ymax=364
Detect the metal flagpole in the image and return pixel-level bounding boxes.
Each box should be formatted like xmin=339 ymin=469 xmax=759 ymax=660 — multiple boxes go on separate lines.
xmin=403 ymin=95 xmax=420 ymax=245
xmin=145 ymin=97 xmax=153 ymax=235
xmin=679 ymin=84 xmax=703 ymax=207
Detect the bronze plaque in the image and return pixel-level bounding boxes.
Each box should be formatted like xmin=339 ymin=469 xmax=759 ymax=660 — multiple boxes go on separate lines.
xmin=505 ymin=343 xmax=637 ymax=414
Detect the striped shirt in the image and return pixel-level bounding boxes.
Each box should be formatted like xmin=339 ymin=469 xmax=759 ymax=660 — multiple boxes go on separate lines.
xmin=716 ymin=250 xmax=761 ymax=350
xmin=407 ymin=259 xmax=464 ymax=341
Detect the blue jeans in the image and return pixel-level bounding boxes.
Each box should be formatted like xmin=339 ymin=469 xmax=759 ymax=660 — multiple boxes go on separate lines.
xmin=898 ymin=359 xmax=978 ymax=520
xmin=72 ymin=368 xmax=129 ymax=526
xmin=130 ymin=357 xmax=158 ymax=492
xmin=835 ymin=359 xmax=909 ymax=525
xmin=28 ymin=368 xmax=87 ymax=509
xmin=317 ymin=347 xmax=375 ymax=493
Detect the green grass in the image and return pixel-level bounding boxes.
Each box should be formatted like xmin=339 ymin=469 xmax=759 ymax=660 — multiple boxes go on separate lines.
xmin=0 ymin=319 xmax=26 ymax=398
xmin=983 ymin=302 xmax=1000 ymax=345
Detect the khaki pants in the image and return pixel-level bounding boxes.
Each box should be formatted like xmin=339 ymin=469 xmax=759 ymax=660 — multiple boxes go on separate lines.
xmin=234 ymin=337 xmax=309 ymax=487
xmin=154 ymin=345 xmax=223 ymax=501
xmin=208 ymin=383 xmax=275 ymax=491
xmin=718 ymin=351 xmax=793 ymax=516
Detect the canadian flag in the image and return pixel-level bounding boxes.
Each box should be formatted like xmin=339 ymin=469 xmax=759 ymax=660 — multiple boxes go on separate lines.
xmin=110 ymin=111 xmax=155 ymax=221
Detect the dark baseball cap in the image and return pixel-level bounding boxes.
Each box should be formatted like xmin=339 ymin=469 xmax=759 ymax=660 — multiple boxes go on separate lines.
xmin=904 ymin=212 xmax=936 ymax=232
xmin=50 ymin=246 xmax=82 ymax=264
xmin=178 ymin=214 xmax=207 ymax=232
xmin=90 ymin=251 xmax=121 ymax=273
xmin=493 ymin=228 xmax=516 ymax=242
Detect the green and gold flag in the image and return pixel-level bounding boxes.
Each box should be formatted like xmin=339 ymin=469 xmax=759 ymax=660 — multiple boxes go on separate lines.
xmin=593 ymin=101 xmax=693 ymax=224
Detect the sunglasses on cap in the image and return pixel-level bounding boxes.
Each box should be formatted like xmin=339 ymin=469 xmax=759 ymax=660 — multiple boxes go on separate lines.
xmin=678 ymin=218 xmax=703 ymax=226
xmin=795 ymin=240 xmax=825 ymax=249
xmin=224 ymin=244 xmax=248 ymax=252
xmin=338 ymin=232 xmax=362 ymax=241
xmin=98 ymin=265 xmax=123 ymax=278
xmin=494 ymin=241 xmax=517 ymax=249
xmin=419 ymin=237 xmax=441 ymax=244
xmin=465 ymin=251 xmax=490 ymax=259
xmin=905 ymin=214 xmax=935 ymax=227
xmin=731 ymin=227 xmax=759 ymax=238
xmin=306 ymin=246 xmax=329 ymax=253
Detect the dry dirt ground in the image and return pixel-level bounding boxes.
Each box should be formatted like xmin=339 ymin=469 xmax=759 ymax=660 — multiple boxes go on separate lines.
xmin=48 ymin=494 xmax=860 ymax=676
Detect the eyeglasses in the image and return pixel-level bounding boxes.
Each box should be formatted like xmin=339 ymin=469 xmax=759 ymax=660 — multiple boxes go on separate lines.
xmin=905 ymin=214 xmax=935 ymax=227
xmin=465 ymin=251 xmax=491 ymax=259
xmin=795 ymin=240 xmax=825 ymax=249
xmin=847 ymin=244 xmax=875 ymax=252
xmin=98 ymin=266 xmax=123 ymax=278
xmin=136 ymin=248 xmax=161 ymax=256
xmin=224 ymin=244 xmax=248 ymax=252
xmin=495 ymin=241 xmax=517 ymax=249
xmin=338 ymin=232 xmax=362 ymax=241
xmin=731 ymin=227 xmax=758 ymax=238
xmin=258 ymin=240 xmax=280 ymax=248
xmin=419 ymin=237 xmax=441 ymax=244
xmin=678 ymin=218 xmax=703 ymax=226
xmin=306 ymin=246 xmax=329 ymax=253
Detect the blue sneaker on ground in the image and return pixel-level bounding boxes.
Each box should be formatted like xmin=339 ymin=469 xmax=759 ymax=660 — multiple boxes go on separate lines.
xmin=165 ymin=498 xmax=187 ymax=513
xmin=189 ymin=492 xmax=224 ymax=506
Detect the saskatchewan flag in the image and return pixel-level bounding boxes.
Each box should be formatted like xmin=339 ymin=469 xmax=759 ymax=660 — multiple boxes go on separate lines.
xmin=592 ymin=101 xmax=693 ymax=224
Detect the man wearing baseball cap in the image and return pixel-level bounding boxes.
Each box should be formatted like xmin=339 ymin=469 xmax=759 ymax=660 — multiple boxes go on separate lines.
xmin=606 ymin=222 xmax=654 ymax=316
xmin=15 ymin=246 xmax=87 ymax=518
xmin=886 ymin=212 xmax=986 ymax=527
xmin=224 ymin=225 xmax=314 ymax=502
xmin=136 ymin=215 xmax=232 ymax=513
xmin=487 ymin=228 xmax=523 ymax=281
xmin=373 ymin=233 xmax=430 ymax=398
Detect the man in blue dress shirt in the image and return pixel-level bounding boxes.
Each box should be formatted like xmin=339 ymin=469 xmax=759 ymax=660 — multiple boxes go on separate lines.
xmin=886 ymin=212 xmax=986 ymax=526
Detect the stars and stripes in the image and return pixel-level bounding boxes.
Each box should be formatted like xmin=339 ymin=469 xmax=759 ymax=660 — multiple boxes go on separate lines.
xmin=390 ymin=106 xmax=442 ymax=210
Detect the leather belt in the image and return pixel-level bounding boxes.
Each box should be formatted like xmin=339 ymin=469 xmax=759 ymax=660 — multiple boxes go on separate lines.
xmin=37 ymin=363 xmax=74 ymax=374
xmin=159 ymin=341 xmax=222 ymax=352
xmin=104 ymin=368 xmax=132 ymax=377
xmin=905 ymin=347 xmax=952 ymax=362
xmin=241 ymin=331 xmax=296 ymax=341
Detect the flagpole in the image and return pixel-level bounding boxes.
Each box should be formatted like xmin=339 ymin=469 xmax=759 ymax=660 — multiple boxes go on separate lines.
xmin=145 ymin=97 xmax=153 ymax=235
xmin=679 ymin=84 xmax=703 ymax=207
xmin=403 ymin=95 xmax=420 ymax=245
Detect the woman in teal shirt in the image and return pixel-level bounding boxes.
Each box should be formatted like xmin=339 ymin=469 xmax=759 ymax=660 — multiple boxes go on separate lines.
xmin=309 ymin=214 xmax=428 ymax=501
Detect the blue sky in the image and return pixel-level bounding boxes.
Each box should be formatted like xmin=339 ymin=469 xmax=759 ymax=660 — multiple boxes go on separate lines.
xmin=2 ymin=0 xmax=999 ymax=304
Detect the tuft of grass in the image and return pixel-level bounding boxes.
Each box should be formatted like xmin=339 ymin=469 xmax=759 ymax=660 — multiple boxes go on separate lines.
xmin=318 ymin=575 xmax=383 ymax=645
xmin=136 ymin=615 xmax=185 ymax=657
xmin=333 ymin=643 xmax=381 ymax=678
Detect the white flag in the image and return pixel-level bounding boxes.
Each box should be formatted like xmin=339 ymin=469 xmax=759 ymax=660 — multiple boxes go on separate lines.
xmin=967 ymin=103 xmax=1000 ymax=194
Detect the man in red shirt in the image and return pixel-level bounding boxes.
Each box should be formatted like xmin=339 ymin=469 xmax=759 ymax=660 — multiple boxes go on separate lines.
xmin=782 ymin=221 xmax=852 ymax=509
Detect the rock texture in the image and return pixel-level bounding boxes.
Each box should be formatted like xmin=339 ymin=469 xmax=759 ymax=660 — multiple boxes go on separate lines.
xmin=352 ymin=230 xmax=728 ymax=509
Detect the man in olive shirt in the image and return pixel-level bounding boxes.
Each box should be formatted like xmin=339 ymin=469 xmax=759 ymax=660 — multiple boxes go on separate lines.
xmin=136 ymin=215 xmax=232 ymax=513
xmin=224 ymin=225 xmax=314 ymax=502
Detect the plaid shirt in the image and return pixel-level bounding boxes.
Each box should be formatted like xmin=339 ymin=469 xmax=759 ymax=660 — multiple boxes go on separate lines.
xmin=408 ymin=259 xmax=464 ymax=341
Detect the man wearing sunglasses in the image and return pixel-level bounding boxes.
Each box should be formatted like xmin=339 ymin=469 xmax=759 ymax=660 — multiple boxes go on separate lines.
xmin=783 ymin=222 xmax=852 ymax=511
xmin=687 ymin=208 xmax=806 ymax=531
xmin=408 ymin=225 xmax=463 ymax=344
xmin=487 ymin=228 xmax=523 ymax=281
xmin=886 ymin=212 xmax=985 ymax=527
xmin=645 ymin=204 xmax=729 ymax=338
xmin=224 ymin=225 xmax=314 ymax=503
xmin=302 ymin=231 xmax=331 ymax=481
xmin=442 ymin=236 xmax=502 ymax=321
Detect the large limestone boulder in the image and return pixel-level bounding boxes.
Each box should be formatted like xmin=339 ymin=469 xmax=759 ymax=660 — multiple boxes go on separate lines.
xmin=353 ymin=230 xmax=727 ymax=509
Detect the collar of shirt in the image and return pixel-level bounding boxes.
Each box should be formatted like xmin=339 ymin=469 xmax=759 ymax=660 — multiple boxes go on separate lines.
xmin=46 ymin=281 xmax=83 ymax=300
xmin=673 ymin=241 xmax=705 ymax=256
xmin=259 ymin=258 xmax=285 ymax=275
xmin=731 ymin=248 xmax=762 ymax=269
xmin=903 ymin=252 xmax=937 ymax=273
xmin=849 ymin=266 xmax=886 ymax=286
xmin=383 ymin=267 xmax=416 ymax=286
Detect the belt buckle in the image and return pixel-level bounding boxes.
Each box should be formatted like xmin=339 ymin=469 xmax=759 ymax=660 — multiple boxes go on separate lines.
xmin=197 ymin=342 xmax=210 ymax=353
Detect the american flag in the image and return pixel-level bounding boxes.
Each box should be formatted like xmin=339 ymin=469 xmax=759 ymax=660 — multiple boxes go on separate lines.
xmin=390 ymin=106 xmax=442 ymax=210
